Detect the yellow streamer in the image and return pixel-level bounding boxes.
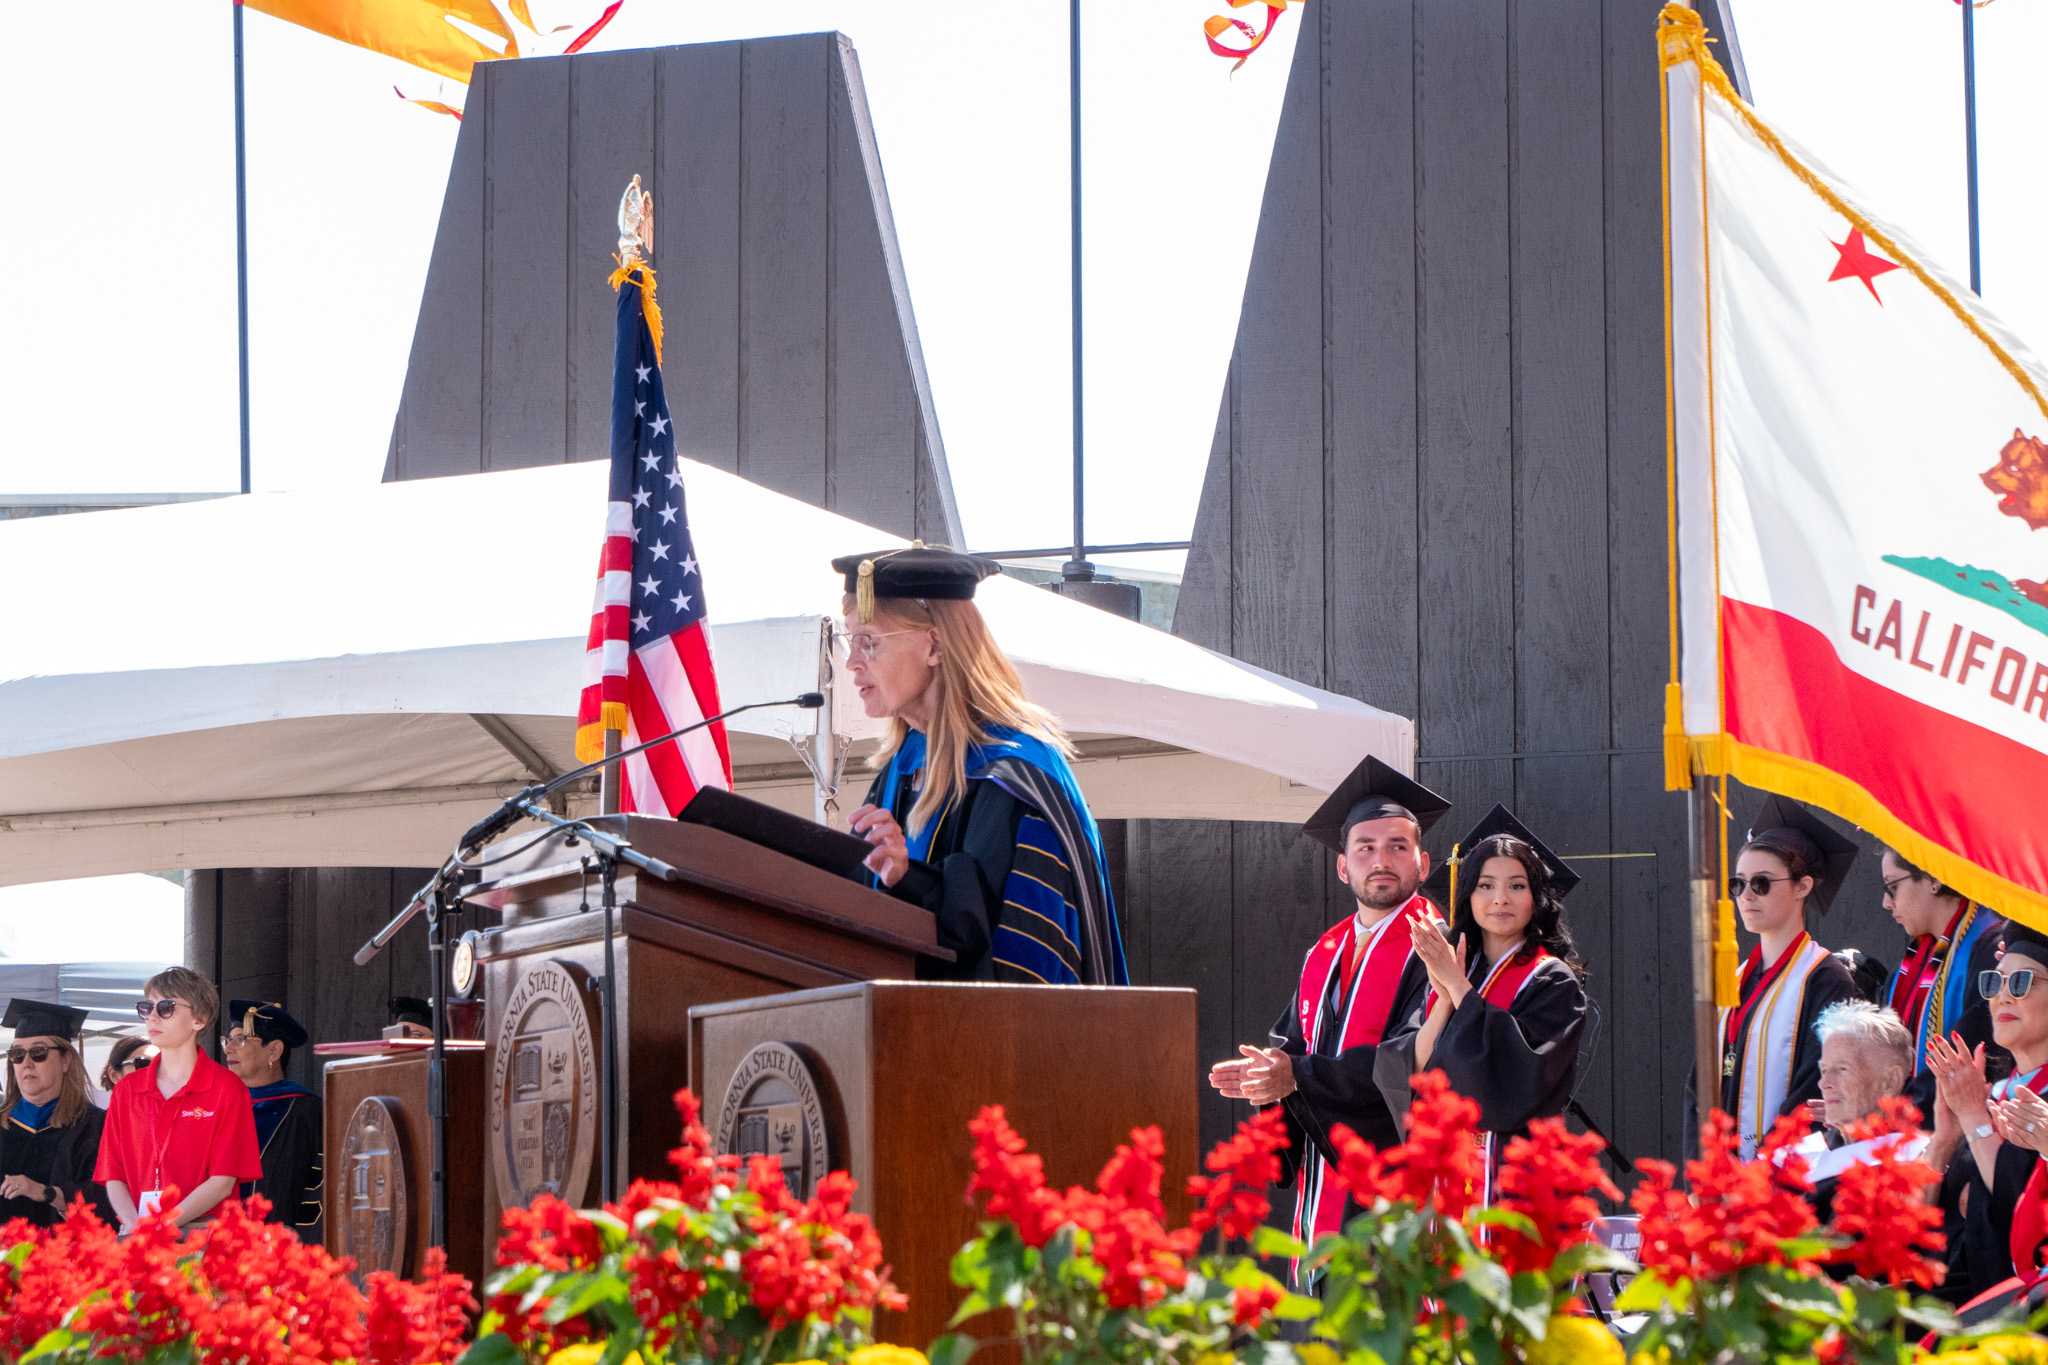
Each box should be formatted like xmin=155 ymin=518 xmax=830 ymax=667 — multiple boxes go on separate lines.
xmin=607 ymin=260 xmax=664 ymax=367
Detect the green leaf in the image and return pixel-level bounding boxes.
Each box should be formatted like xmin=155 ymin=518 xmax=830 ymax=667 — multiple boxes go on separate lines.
xmin=1547 ymin=1241 xmax=1637 ymax=1281
xmin=926 ymin=1332 xmax=978 ymax=1365
xmin=545 ymin=1272 xmax=628 ymax=1323
xmin=1752 ymin=1267 xmax=1847 ymax=1319
xmin=1775 ymin=1234 xmax=1839 ymax=1261
xmin=18 ymin=1328 xmax=75 ymax=1365
xmin=1252 ymin=1224 xmax=1308 ymax=1260
xmin=1614 ymin=1269 xmax=1686 ymax=1313
xmin=1042 ymin=1223 xmax=1077 ymax=1277
xmin=583 ymin=1208 xmax=630 ymax=1241
xmin=1274 ymin=1290 xmax=1322 ymax=1321
xmin=946 ymin=1290 xmax=994 ymax=1328
xmin=1898 ymin=1296 xmax=1963 ymax=1336
xmin=1468 ymin=1206 xmax=1539 ymax=1240
xmin=597 ymin=1333 xmax=642 ymax=1365
xmin=454 ymin=1333 xmax=526 ymax=1365
xmin=1507 ymin=1271 xmax=1553 ymax=1339
xmin=1457 ymin=1252 xmax=1512 ymax=1313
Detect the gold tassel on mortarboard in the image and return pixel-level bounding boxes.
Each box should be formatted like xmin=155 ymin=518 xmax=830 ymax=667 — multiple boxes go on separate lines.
xmin=857 ymin=559 xmax=876 ymax=623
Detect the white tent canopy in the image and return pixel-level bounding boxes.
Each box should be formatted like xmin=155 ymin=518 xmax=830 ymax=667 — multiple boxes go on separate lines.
xmin=0 ymin=460 xmax=1413 ymax=886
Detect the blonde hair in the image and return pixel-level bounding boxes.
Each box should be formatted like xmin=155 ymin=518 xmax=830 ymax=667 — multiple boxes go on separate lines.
xmin=0 ymin=1038 xmax=88 ymax=1130
xmin=852 ymin=596 xmax=1072 ymax=834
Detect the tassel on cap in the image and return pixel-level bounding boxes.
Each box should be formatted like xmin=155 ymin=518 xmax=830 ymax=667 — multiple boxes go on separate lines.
xmin=856 ymin=559 xmax=877 ymax=623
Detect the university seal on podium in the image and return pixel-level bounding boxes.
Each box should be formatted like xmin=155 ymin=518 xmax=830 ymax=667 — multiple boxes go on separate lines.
xmin=490 ymin=960 xmax=599 ymax=1209
xmin=715 ymin=1042 xmax=832 ymax=1200
xmin=340 ymin=1095 xmax=408 ymax=1280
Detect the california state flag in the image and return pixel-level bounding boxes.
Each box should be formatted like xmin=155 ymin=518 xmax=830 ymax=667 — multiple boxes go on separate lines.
xmin=1662 ymin=5 xmax=2048 ymax=923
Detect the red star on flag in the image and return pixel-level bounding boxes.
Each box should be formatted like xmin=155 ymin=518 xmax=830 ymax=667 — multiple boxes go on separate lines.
xmin=1828 ymin=226 xmax=1900 ymax=304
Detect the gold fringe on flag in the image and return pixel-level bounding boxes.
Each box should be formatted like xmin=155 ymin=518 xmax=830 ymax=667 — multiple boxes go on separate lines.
xmin=608 ymin=261 xmax=664 ymax=367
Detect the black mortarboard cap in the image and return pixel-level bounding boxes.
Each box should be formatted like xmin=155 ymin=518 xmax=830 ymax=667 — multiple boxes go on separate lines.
xmin=1300 ymin=755 xmax=1451 ymax=853
xmin=1746 ymin=795 xmax=1860 ymax=916
xmin=831 ymin=544 xmax=1000 ymax=621
xmin=2 ymin=998 xmax=87 ymax=1042
xmin=228 ymin=999 xmax=309 ymax=1050
xmin=1419 ymin=803 xmax=1583 ymax=905
xmin=389 ymin=996 xmax=432 ymax=1027
xmin=2003 ymin=921 xmax=2048 ymax=966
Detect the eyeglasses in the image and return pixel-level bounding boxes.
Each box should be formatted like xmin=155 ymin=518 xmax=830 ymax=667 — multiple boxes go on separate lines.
xmin=220 ymin=1032 xmax=254 ymax=1051
xmin=1980 ymin=968 xmax=2038 ymax=1001
xmin=134 ymin=999 xmax=185 ymax=1020
xmin=1880 ymin=873 xmax=1916 ymax=901
xmin=6 ymin=1045 xmax=65 ymax=1065
xmin=828 ymin=628 xmax=924 ymax=662
xmin=1728 ymin=873 xmax=1796 ymax=899
xmin=113 ymin=1054 xmax=151 ymax=1074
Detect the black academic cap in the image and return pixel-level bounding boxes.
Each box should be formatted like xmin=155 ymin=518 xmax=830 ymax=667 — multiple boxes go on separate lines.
xmin=1419 ymin=803 xmax=1583 ymax=905
xmin=2003 ymin=921 xmax=2048 ymax=966
xmin=1 ymin=998 xmax=87 ymax=1042
xmin=389 ymin=996 xmax=432 ymax=1026
xmin=1745 ymin=795 xmax=1860 ymax=916
xmin=1301 ymin=755 xmax=1451 ymax=853
xmin=227 ymin=1000 xmax=309 ymax=1050
xmin=831 ymin=545 xmax=1000 ymax=621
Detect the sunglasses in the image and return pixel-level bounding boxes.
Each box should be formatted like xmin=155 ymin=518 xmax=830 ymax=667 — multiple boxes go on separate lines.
xmin=133 ymin=999 xmax=186 ymax=1020
xmin=7 ymin=1045 xmax=64 ymax=1065
xmin=1728 ymin=873 xmax=1796 ymax=899
xmin=1981 ymin=968 xmax=2038 ymax=1001
xmin=114 ymin=1055 xmax=151 ymax=1073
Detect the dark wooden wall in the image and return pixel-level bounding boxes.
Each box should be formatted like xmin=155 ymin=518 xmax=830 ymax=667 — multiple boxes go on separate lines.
xmin=1116 ymin=0 xmax=1894 ymax=1172
xmin=384 ymin=34 xmax=960 ymax=546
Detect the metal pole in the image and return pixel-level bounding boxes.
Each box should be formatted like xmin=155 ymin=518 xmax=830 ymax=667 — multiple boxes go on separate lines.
xmin=599 ymin=729 xmax=622 ymax=815
xmin=598 ymin=857 xmax=620 ymax=1204
xmin=1687 ymin=775 xmax=1720 ymax=1106
xmin=1065 ymin=0 xmax=1090 ymax=584
xmin=232 ymin=0 xmax=253 ymax=495
xmin=426 ymin=886 xmax=450 ymax=1250
xmin=1962 ymin=0 xmax=1982 ymax=295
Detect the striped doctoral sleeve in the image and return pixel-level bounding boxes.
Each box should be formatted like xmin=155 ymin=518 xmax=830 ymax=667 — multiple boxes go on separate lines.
xmin=992 ymin=814 xmax=1085 ymax=985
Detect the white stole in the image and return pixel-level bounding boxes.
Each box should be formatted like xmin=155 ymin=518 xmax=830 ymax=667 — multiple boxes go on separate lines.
xmin=1720 ymin=937 xmax=1832 ymax=1160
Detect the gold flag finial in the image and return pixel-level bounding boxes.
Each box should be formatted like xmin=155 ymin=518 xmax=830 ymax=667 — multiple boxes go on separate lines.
xmin=618 ymin=174 xmax=655 ymax=267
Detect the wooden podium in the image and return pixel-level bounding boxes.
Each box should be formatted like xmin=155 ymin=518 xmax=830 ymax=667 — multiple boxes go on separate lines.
xmin=463 ymin=815 xmax=946 ymax=1251
xmin=690 ymin=982 xmax=1198 ymax=1348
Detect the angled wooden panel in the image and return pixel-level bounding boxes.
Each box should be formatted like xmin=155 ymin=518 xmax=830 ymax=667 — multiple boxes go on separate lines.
xmin=824 ymin=41 xmax=915 ymax=534
xmin=738 ymin=36 xmax=830 ymax=505
xmin=567 ymin=50 xmax=658 ymax=464
xmin=656 ymin=41 xmax=742 ymax=475
xmin=1323 ymin=0 xmax=1418 ymax=723
xmin=481 ymin=58 xmax=572 ymax=469
xmin=385 ymin=98 xmax=486 ymax=480
xmin=1415 ymin=0 xmax=1512 ymax=759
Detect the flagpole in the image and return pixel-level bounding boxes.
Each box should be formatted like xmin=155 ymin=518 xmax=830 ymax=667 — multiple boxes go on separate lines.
xmin=232 ymin=0 xmax=253 ymax=495
xmin=1063 ymin=0 xmax=1091 ymax=587
xmin=1962 ymin=0 xmax=1982 ymax=294
xmin=1689 ymin=775 xmax=1720 ymax=1110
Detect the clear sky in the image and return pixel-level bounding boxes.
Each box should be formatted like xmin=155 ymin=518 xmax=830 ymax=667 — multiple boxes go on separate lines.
xmin=8 ymin=2 xmax=2039 ymax=565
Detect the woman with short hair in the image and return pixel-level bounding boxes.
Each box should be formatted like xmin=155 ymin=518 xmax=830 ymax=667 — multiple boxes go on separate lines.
xmin=0 ymin=998 xmax=115 ymax=1227
xmin=832 ymin=546 xmax=1127 ymax=985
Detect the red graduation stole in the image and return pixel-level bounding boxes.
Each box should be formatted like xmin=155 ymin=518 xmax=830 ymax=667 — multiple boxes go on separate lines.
xmin=1290 ymin=896 xmax=1427 ymax=1254
xmin=1424 ymin=942 xmax=1550 ymax=1019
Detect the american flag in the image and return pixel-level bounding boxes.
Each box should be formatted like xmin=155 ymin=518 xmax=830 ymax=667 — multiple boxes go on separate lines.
xmin=574 ymin=264 xmax=730 ymax=812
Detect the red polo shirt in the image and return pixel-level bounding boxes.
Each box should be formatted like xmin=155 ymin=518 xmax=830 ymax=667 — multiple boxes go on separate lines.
xmin=95 ymin=1051 xmax=262 ymax=1201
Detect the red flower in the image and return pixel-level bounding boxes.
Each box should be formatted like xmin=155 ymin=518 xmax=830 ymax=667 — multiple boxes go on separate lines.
xmin=1630 ymin=1109 xmax=1821 ymax=1282
xmin=1188 ymin=1107 xmax=1289 ymax=1243
xmin=1827 ymin=1097 xmax=1945 ymax=1287
xmin=1360 ymin=1071 xmax=1483 ymax=1219
xmin=966 ymin=1105 xmax=1071 ymax=1248
xmin=1327 ymin=1122 xmax=1392 ymax=1206
xmin=1232 ymin=1279 xmax=1283 ymax=1327
xmin=668 ymin=1087 xmax=742 ymax=1207
xmin=364 ymin=1247 xmax=477 ymax=1365
xmin=1493 ymin=1117 xmax=1620 ymax=1276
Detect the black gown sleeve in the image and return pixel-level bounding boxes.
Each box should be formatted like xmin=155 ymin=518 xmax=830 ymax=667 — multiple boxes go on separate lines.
xmin=1283 ymin=958 xmax=1429 ymax=1156
xmin=865 ymin=773 xmax=1027 ymax=979
xmin=1778 ymin=958 xmax=1862 ymax=1119
xmin=1938 ymin=1138 xmax=2040 ymax=1305
xmin=263 ymin=1097 xmax=324 ymax=1243
xmin=1431 ymin=959 xmax=1587 ymax=1136
xmin=57 ymin=1108 xmax=114 ymax=1226
xmin=1267 ymin=990 xmax=1310 ymax=1192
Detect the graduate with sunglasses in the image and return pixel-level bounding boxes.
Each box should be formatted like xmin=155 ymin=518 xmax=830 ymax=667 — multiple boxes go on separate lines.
xmin=1925 ymin=921 xmax=2048 ymax=1304
xmin=0 ymin=999 xmax=114 ymax=1228
xmin=1373 ymin=805 xmax=1589 ymax=1210
xmin=1698 ymin=797 xmax=1862 ymax=1161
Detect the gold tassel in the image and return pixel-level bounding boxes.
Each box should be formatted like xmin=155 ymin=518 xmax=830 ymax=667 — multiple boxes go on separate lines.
xmin=1446 ymin=842 xmax=1462 ymax=920
xmin=1714 ymin=894 xmax=1740 ymax=1006
xmin=607 ymin=260 xmax=664 ymax=366
xmin=1663 ymin=682 xmax=1690 ymax=791
xmin=857 ymin=559 xmax=877 ymax=623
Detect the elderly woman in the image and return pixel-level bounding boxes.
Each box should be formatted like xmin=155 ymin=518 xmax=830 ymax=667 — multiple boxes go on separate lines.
xmin=1926 ymin=921 xmax=2048 ymax=1304
xmin=832 ymin=546 xmax=1128 ymax=985
xmin=0 ymin=999 xmax=115 ymax=1227
xmin=1781 ymin=1001 xmax=1920 ymax=1224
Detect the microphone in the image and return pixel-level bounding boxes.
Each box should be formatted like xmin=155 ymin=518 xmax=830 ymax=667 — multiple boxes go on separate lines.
xmin=531 ymin=691 xmax=827 ymax=817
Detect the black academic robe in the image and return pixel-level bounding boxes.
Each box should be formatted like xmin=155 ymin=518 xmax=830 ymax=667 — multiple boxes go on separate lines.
xmin=1684 ymin=948 xmax=1860 ymax=1156
xmin=1372 ymin=953 xmax=1588 ymax=1148
xmin=1903 ymin=915 xmax=2010 ymax=1120
xmin=0 ymin=1104 xmax=114 ymax=1229
xmin=863 ymin=769 xmax=1121 ymax=984
xmin=1937 ymin=1137 xmax=2038 ymax=1306
xmin=244 ymin=1086 xmax=324 ymax=1244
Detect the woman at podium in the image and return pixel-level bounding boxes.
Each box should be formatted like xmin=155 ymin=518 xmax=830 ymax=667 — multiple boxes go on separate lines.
xmin=830 ymin=545 xmax=1129 ymax=986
